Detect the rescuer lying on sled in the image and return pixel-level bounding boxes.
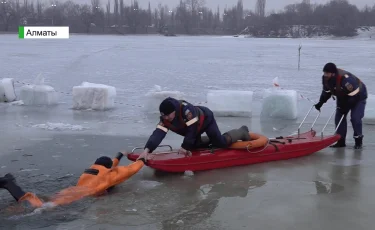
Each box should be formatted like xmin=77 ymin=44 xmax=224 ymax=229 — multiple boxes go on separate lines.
xmin=0 ymin=152 xmax=145 ymax=208
xmin=137 ymin=97 xmax=251 ymax=161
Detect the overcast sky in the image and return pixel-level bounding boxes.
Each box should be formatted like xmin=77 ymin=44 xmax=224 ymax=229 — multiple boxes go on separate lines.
xmin=73 ymin=0 xmax=374 ymax=12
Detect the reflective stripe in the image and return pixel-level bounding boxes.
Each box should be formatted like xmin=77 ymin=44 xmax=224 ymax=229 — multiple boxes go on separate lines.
xmin=83 ymin=168 xmax=99 ymax=175
xmin=157 ymin=125 xmax=168 ymax=132
xmin=324 ymin=90 xmax=330 ymax=93
xmin=348 ymin=87 xmax=359 ymax=96
xmin=186 ymin=117 xmax=198 ymax=126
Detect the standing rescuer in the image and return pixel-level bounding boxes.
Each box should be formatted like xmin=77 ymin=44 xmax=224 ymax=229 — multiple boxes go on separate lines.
xmin=314 ymin=62 xmax=367 ymax=149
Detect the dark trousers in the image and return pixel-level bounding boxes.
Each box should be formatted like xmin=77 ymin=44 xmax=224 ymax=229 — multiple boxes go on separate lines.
xmin=335 ymin=99 xmax=366 ymax=140
xmin=194 ymin=107 xmax=228 ymax=149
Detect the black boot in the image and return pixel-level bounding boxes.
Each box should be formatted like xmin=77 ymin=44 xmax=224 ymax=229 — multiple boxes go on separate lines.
xmin=354 ymin=136 xmax=363 ymax=149
xmin=200 ymin=136 xmax=210 ymax=145
xmin=197 ymin=135 xmax=211 ymax=148
xmin=224 ymin=125 xmax=251 ymax=144
xmin=0 ymin=173 xmax=15 ymax=188
xmin=330 ymin=138 xmax=346 ymax=148
xmin=0 ymin=173 xmax=27 ymax=202
xmin=239 ymin=125 xmax=250 ymax=136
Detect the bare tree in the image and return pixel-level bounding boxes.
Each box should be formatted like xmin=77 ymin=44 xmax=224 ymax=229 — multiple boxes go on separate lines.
xmin=236 ymin=0 xmax=243 ymax=31
xmin=255 ymin=0 xmax=266 ymax=17
xmin=119 ymin=0 xmax=124 ymax=26
xmin=91 ymin=0 xmax=104 ymax=29
xmin=79 ymin=4 xmax=92 ymax=33
xmin=147 ymin=1 xmax=151 ymax=26
xmin=186 ymin=0 xmax=205 ymax=13
xmin=36 ymin=0 xmax=43 ymax=21
xmin=157 ymin=3 xmax=166 ymax=30
xmin=0 ymin=0 xmax=373 ymax=36
xmin=91 ymin=0 xmax=100 ymax=12
xmin=0 ymin=0 xmax=15 ymax=31
xmin=113 ymin=0 xmax=118 ymax=25
xmin=302 ymin=0 xmax=310 ymax=4
xmin=105 ymin=0 xmax=110 ymax=26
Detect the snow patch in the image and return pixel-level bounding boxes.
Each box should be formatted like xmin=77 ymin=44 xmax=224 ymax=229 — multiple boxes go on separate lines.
xmin=198 ymin=184 xmax=213 ymax=199
xmin=137 ymin=180 xmax=163 ymax=189
xmin=9 ymin=100 xmax=24 ymax=106
xmin=184 ymin=170 xmax=194 ymax=177
xmin=32 ymin=122 xmax=87 ymax=131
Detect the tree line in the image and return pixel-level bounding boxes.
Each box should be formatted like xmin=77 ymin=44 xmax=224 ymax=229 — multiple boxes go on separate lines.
xmin=1 ymin=0 xmax=375 ymax=37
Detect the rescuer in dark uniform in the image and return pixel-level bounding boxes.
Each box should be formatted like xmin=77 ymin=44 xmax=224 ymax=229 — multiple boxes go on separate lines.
xmin=137 ymin=97 xmax=251 ymax=160
xmin=314 ymin=63 xmax=367 ymax=149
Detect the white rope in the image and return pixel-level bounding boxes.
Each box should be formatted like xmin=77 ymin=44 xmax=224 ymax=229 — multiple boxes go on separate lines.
xmin=246 ymin=138 xmax=271 ymax=154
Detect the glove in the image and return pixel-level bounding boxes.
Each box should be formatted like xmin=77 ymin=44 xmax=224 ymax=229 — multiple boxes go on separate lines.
xmin=178 ymin=147 xmax=192 ymax=157
xmin=137 ymin=151 xmax=149 ymax=162
xmin=115 ymin=152 xmax=124 ymax=161
xmin=314 ymin=102 xmax=323 ymax=111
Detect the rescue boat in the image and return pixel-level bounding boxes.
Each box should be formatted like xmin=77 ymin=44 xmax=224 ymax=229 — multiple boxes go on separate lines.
xmin=127 ymin=106 xmax=344 ymax=173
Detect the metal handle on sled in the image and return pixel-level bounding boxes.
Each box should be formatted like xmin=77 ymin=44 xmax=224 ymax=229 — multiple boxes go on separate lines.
xmin=297 ymin=105 xmax=320 ymax=138
xmin=131 ymin=144 xmax=173 ymax=153
xmin=320 ymin=108 xmax=344 ymax=140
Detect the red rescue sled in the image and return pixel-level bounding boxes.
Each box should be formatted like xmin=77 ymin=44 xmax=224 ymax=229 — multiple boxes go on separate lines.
xmin=128 ymin=106 xmax=344 ymax=173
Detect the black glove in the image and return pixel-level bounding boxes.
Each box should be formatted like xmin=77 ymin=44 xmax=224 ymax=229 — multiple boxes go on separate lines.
xmin=314 ymin=102 xmax=323 ymax=111
xmin=138 ymin=157 xmax=147 ymax=164
xmin=115 ymin=152 xmax=124 ymax=161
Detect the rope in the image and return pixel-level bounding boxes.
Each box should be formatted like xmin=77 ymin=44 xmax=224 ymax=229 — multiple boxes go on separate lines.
xmin=273 ymin=82 xmax=316 ymax=104
xmin=246 ymin=138 xmax=271 ymax=154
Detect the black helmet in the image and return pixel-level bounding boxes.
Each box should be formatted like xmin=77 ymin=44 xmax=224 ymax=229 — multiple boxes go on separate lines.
xmin=323 ymin=62 xmax=338 ymax=74
xmin=94 ymin=156 xmax=113 ymax=169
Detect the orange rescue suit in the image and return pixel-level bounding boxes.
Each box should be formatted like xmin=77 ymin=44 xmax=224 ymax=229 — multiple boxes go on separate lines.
xmin=18 ymin=154 xmax=145 ymax=208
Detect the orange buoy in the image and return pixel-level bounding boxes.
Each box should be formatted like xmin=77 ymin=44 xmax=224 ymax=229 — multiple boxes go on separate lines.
xmin=229 ymin=132 xmax=269 ymax=149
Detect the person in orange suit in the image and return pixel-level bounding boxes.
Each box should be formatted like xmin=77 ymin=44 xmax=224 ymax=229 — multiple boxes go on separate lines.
xmin=0 ymin=152 xmax=145 ymax=209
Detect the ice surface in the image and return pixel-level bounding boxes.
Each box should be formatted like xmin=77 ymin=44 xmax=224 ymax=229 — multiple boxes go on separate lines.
xmin=72 ymin=82 xmax=116 ymax=110
xmin=32 ymin=122 xmax=86 ymax=131
xmin=261 ymin=88 xmax=298 ymax=120
xmin=0 ymin=35 xmax=374 ymax=138
xmin=0 ymin=78 xmax=17 ymax=102
xmin=19 ymin=84 xmax=59 ymax=106
xmin=206 ymin=90 xmax=253 ymax=117
xmin=145 ymin=85 xmax=185 ymax=113
xmin=363 ymin=94 xmax=375 ymax=125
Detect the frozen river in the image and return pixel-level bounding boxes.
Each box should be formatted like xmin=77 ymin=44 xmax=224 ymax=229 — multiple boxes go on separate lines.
xmin=0 ymin=34 xmax=374 ymax=229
